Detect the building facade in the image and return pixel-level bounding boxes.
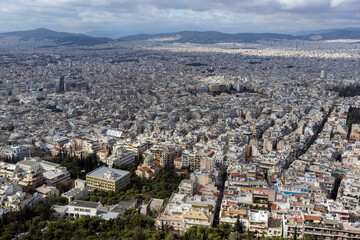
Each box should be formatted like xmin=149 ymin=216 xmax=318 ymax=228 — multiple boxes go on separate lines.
xmin=86 ymin=166 xmax=130 ymax=193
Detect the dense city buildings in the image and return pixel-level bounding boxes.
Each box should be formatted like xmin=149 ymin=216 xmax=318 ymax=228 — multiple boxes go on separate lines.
xmin=1 ymin=30 xmax=360 ymax=239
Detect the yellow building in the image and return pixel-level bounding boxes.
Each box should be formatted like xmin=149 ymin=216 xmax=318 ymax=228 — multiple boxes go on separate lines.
xmin=183 ymin=209 xmax=213 ymax=231
xmin=149 ymin=145 xmax=163 ymax=161
xmin=86 ymin=166 xmax=130 ymax=193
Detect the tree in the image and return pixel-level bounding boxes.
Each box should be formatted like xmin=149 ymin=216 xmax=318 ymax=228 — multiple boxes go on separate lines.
xmin=54 ymin=229 xmax=63 ymax=239
xmin=147 ymin=204 xmax=153 ymax=218
xmin=229 ymin=231 xmax=248 ymax=240
xmin=208 ymin=205 xmax=214 ymax=213
xmin=164 ymin=231 xmax=176 ymax=240
xmin=234 ymin=217 xmax=243 ymax=233
xmin=186 ymin=226 xmax=199 ymax=240
xmin=302 ymin=234 xmax=316 ymax=240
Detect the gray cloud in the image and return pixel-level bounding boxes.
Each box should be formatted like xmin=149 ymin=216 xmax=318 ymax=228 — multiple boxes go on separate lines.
xmin=0 ymin=0 xmax=359 ymax=36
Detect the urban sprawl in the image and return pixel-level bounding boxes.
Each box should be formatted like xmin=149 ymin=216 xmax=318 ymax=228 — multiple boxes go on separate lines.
xmin=1 ymin=38 xmax=360 ymax=239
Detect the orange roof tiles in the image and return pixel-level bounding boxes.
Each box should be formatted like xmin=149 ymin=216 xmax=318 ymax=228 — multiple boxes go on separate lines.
xmin=316 ymin=206 xmax=325 ymax=211
xmin=304 ymin=215 xmax=322 ymax=221
xmin=269 ymin=204 xmax=277 ymax=210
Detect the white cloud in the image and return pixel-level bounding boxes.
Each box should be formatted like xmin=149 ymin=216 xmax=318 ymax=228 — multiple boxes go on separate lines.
xmin=330 ymin=0 xmax=355 ymax=7
xmin=274 ymin=0 xmax=327 ymax=9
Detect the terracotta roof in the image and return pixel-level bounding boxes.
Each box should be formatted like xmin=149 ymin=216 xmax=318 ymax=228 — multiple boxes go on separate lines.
xmin=269 ymin=204 xmax=277 ymax=211
xmin=195 ymin=184 xmax=204 ymax=189
xmin=305 ymin=215 xmax=322 ymax=221
xmin=142 ymin=166 xmax=150 ymax=171
xmin=316 ymin=206 xmax=324 ymax=211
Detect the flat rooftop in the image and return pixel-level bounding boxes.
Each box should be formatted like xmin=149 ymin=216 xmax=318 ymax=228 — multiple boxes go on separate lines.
xmin=17 ymin=160 xmax=40 ymax=167
xmin=62 ymin=188 xmax=83 ymax=197
xmin=68 ymin=200 xmax=99 ymax=209
xmin=87 ymin=166 xmax=130 ymax=181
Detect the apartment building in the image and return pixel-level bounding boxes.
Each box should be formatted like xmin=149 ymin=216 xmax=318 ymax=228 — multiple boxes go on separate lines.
xmin=86 ymin=166 xmax=130 ymax=193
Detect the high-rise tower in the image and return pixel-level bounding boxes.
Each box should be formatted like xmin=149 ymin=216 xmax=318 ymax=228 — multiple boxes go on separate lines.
xmin=57 ymin=75 xmax=65 ymax=93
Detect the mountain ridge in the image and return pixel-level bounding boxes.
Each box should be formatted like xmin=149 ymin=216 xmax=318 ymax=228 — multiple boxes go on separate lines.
xmin=0 ymin=28 xmax=112 ymax=46
xmin=1 ymin=28 xmax=360 ymax=46
xmin=118 ymin=29 xmax=360 ymax=43
xmin=293 ymin=27 xmax=360 ymax=36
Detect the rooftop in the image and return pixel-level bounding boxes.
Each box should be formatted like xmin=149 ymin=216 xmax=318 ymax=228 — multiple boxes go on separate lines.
xmin=17 ymin=160 xmax=40 ymax=167
xmin=68 ymin=200 xmax=100 ymax=209
xmin=87 ymin=166 xmax=130 ymax=181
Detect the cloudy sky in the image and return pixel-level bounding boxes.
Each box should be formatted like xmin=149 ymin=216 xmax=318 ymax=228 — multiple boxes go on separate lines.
xmin=0 ymin=0 xmax=359 ymax=37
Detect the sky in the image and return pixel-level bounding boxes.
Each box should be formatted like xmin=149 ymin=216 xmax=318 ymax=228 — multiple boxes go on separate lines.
xmin=0 ymin=0 xmax=359 ymax=37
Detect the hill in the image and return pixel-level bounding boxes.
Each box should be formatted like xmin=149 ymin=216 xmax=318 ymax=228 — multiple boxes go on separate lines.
xmin=0 ymin=28 xmax=113 ymax=46
xmin=302 ymin=30 xmax=360 ymax=41
xmin=119 ymin=30 xmax=296 ymax=43
xmin=293 ymin=27 xmax=360 ymax=36
xmin=1 ymin=28 xmax=360 ymax=48
xmin=119 ymin=29 xmax=360 ymax=43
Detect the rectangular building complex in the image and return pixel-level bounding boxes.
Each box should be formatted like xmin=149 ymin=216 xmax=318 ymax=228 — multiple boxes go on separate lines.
xmin=86 ymin=166 xmax=130 ymax=193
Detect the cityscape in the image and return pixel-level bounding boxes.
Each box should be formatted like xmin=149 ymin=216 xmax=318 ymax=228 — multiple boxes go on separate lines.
xmin=0 ymin=3 xmax=360 ymax=240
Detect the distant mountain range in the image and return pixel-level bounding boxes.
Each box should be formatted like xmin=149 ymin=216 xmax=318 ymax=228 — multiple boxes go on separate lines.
xmin=292 ymin=27 xmax=360 ymax=36
xmin=118 ymin=29 xmax=360 ymax=43
xmin=0 ymin=28 xmax=112 ymax=46
xmin=119 ymin=31 xmax=296 ymax=44
xmin=1 ymin=28 xmax=360 ymax=47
